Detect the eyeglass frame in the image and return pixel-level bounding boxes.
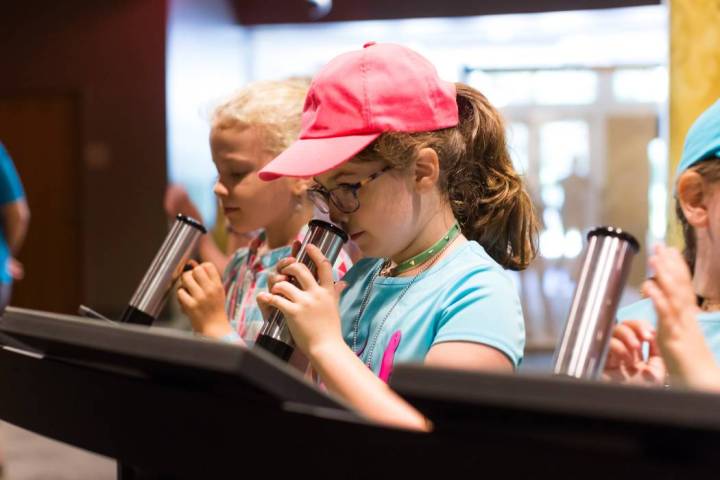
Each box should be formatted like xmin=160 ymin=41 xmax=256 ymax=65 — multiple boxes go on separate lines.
xmin=307 ymin=165 xmax=393 ymax=214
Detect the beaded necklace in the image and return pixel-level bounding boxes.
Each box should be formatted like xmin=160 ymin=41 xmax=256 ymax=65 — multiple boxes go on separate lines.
xmin=351 ymin=223 xmax=460 ymax=368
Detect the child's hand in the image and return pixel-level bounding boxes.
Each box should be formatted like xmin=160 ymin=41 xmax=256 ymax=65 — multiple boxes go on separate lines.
xmin=603 ymin=320 xmax=666 ymax=386
xmin=646 ymin=244 xmax=698 ymax=309
xmin=7 ymin=257 xmax=24 ymax=280
xmin=177 ymin=261 xmax=232 ymax=338
xmin=257 ymin=244 xmax=347 ymax=358
xmin=644 ymin=245 xmax=720 ymax=389
xmin=645 ymin=245 xmax=700 ymax=346
xmin=269 ymin=240 xmax=301 ymax=282
xmin=261 ymin=241 xmax=301 ymax=320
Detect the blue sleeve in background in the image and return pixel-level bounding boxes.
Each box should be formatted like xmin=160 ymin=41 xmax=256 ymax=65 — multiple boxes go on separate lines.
xmin=0 ymin=143 xmax=25 ymax=205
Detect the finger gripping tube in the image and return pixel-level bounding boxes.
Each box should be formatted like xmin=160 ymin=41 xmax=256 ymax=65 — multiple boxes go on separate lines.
xmin=256 ymin=220 xmax=347 ymax=361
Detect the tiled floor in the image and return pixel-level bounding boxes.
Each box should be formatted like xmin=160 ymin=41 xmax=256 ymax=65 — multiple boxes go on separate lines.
xmin=0 ymin=422 xmax=114 ymax=480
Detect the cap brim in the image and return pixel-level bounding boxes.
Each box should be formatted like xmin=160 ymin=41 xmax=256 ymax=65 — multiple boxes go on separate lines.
xmin=259 ymin=133 xmax=381 ymax=181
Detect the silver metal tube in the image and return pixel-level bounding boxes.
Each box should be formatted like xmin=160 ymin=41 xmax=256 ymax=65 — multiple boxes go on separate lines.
xmin=122 ymin=215 xmax=206 ymax=325
xmin=256 ymin=219 xmax=348 ymax=360
xmin=552 ymin=226 xmax=640 ymax=379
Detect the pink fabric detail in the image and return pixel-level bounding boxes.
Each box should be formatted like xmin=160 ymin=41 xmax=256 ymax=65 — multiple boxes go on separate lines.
xmin=378 ymin=330 xmax=402 ymax=383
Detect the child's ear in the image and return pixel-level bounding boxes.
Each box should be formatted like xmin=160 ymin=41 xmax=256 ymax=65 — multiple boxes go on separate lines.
xmin=677 ymin=170 xmax=709 ymax=228
xmin=414 ymin=148 xmax=440 ymax=192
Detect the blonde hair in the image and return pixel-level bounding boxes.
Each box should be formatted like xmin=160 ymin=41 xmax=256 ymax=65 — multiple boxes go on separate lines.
xmin=355 ymin=83 xmax=539 ymax=271
xmin=211 ymin=78 xmax=310 ymax=156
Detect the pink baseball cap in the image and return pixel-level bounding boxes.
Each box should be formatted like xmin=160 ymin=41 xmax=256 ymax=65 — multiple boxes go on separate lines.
xmin=258 ymin=42 xmax=459 ymax=181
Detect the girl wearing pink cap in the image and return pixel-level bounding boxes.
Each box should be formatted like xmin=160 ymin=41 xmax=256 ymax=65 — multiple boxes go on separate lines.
xmin=256 ymin=43 xmax=539 ymax=430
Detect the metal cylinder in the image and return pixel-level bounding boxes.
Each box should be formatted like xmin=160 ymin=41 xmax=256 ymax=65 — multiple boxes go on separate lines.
xmin=256 ymin=219 xmax=348 ymax=361
xmin=552 ymin=226 xmax=640 ymax=379
xmin=120 ymin=214 xmax=206 ymax=325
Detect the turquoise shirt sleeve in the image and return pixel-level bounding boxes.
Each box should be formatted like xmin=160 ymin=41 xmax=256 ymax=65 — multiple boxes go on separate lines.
xmin=433 ymin=268 xmax=525 ymax=367
xmin=0 ymin=143 xmax=25 ymax=205
xmin=618 ymin=298 xmax=720 ymax=364
xmin=616 ymin=298 xmax=657 ymax=325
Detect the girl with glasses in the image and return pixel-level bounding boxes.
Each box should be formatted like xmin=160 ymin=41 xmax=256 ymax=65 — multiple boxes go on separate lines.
xmin=256 ymin=43 xmax=539 ymax=430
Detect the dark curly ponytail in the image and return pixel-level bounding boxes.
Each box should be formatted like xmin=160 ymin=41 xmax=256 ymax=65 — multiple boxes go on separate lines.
xmin=355 ymin=83 xmax=539 ymax=270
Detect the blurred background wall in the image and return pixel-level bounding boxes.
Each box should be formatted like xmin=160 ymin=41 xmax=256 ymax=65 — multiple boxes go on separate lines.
xmin=0 ymin=0 xmax=168 ymax=317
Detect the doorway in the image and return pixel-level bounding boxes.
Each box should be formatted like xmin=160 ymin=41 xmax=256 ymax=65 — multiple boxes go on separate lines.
xmin=0 ymin=94 xmax=82 ymax=313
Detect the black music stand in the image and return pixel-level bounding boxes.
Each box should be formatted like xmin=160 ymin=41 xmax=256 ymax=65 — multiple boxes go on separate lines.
xmin=8 ymin=305 xmax=720 ymax=478
xmin=390 ymin=364 xmax=720 ymax=477
xmin=0 ymin=307 xmax=376 ymax=479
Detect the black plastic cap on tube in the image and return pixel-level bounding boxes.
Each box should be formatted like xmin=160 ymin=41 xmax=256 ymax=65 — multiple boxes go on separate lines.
xmin=176 ymin=214 xmax=207 ymax=234
xmin=308 ymin=219 xmax=348 ymax=243
xmin=587 ymin=226 xmax=640 ymax=253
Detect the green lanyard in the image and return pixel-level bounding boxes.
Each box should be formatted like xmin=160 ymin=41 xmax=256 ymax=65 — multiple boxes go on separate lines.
xmin=386 ymin=223 xmax=461 ymax=276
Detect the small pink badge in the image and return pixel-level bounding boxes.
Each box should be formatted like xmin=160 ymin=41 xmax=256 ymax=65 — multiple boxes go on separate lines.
xmin=378 ymin=330 xmax=402 ymax=383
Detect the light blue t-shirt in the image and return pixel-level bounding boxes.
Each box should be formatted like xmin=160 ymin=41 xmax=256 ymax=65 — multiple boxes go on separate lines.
xmin=617 ymin=299 xmax=720 ymax=364
xmin=0 ymin=143 xmax=25 ymax=284
xmin=339 ymin=241 xmax=525 ymax=381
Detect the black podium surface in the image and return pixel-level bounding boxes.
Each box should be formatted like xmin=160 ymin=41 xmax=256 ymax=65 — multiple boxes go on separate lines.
xmin=391 ymin=364 xmax=720 ymax=476
xmin=0 ymin=307 xmax=401 ymax=478
xmin=0 ymin=306 xmax=347 ymax=411
xmin=2 ymin=307 xmax=720 ymax=478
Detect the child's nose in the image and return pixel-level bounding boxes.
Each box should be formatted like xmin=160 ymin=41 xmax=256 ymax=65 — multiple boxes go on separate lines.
xmin=213 ymin=181 xmax=228 ymax=197
xmin=328 ymin=205 xmax=349 ymax=225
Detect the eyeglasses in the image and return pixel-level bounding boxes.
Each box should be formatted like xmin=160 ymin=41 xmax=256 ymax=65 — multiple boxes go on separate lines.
xmin=307 ymin=166 xmax=392 ymax=214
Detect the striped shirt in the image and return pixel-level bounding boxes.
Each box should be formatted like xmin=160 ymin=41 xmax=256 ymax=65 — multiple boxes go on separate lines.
xmin=223 ymin=228 xmax=351 ymax=344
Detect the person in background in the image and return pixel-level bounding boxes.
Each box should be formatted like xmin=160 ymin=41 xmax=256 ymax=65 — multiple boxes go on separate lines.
xmin=0 ymin=142 xmax=30 ymax=313
xmin=0 ymin=142 xmax=29 ymax=477
xmin=604 ymin=98 xmax=720 ymax=387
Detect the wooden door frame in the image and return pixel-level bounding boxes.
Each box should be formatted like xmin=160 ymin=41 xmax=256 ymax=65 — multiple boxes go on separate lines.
xmin=0 ymin=89 xmax=85 ymax=312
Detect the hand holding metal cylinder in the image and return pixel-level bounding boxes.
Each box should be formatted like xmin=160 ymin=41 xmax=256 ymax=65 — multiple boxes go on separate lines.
xmin=120 ymin=214 xmax=206 ymax=326
xmin=256 ymin=219 xmax=348 ymax=361
xmin=553 ymin=226 xmax=640 ymax=379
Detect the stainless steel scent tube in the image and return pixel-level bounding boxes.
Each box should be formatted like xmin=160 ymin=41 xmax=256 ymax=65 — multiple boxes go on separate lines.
xmin=256 ymin=219 xmax=348 ymax=361
xmin=120 ymin=214 xmax=206 ymax=326
xmin=553 ymin=226 xmax=640 ymax=379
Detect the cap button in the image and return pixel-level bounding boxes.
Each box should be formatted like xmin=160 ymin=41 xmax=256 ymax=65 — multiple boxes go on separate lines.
xmin=363 ymin=41 xmax=376 ymax=48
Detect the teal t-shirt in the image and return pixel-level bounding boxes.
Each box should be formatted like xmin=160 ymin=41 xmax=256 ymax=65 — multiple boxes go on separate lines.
xmin=339 ymin=241 xmax=525 ymax=381
xmin=0 ymin=143 xmax=25 ymax=284
xmin=617 ymin=299 xmax=720 ymax=363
